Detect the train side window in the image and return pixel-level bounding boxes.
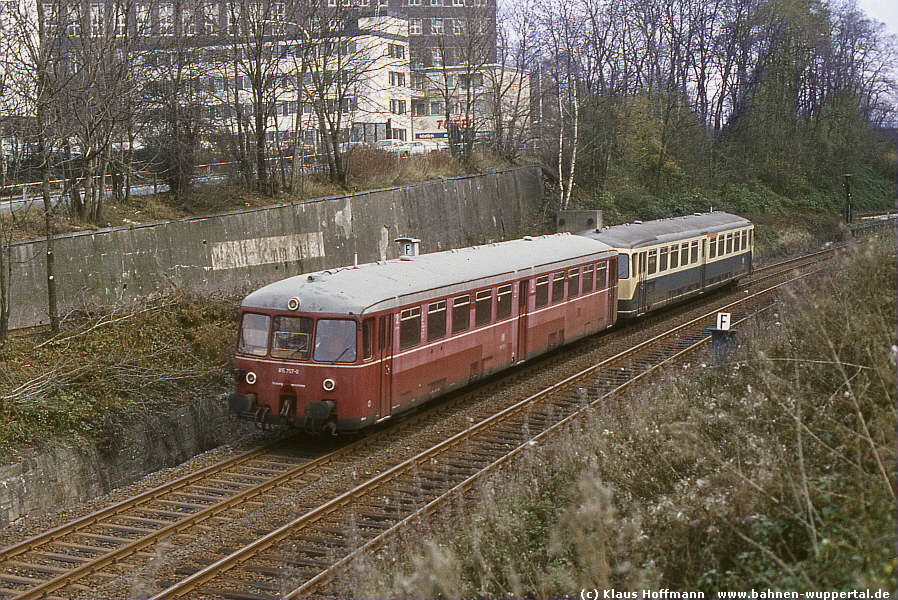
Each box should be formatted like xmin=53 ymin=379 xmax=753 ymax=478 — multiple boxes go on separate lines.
xmin=475 ymin=290 xmax=493 ymax=326
xmin=452 ymin=295 xmax=470 ymax=333
xmin=496 ymin=285 xmax=512 ymax=319
xmin=709 ymin=238 xmax=717 ymax=259
xmin=427 ymin=300 xmax=446 ymax=341
xmin=596 ymin=263 xmax=608 ymax=288
xmin=726 ymin=233 xmax=733 ymax=254
xmin=535 ymin=276 xmax=549 ymax=307
xmin=741 ymin=230 xmax=746 ymax=250
xmin=399 ymin=307 xmax=421 ymax=349
xmin=362 ymin=318 xmax=374 ymax=360
xmin=670 ymin=246 xmax=679 ymax=269
xmin=378 ymin=315 xmax=391 ymax=351
xmin=717 ymin=235 xmax=725 ymax=256
xmin=659 ymin=247 xmax=668 ymax=271
xmin=582 ymin=266 xmax=594 ymax=293
xmin=691 ymin=241 xmax=699 ymax=262
xmin=552 ymin=272 xmax=565 ymax=303
xmin=617 ymin=255 xmax=629 ymax=280
xmin=749 ymin=229 xmax=753 ymax=247
xmin=648 ymin=249 xmax=657 ymax=274
xmin=568 ymin=268 xmax=580 ymax=297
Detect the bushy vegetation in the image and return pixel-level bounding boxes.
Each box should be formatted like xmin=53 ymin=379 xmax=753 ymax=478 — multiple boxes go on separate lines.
xmin=351 ymin=236 xmax=896 ymax=596
xmin=0 ymin=294 xmax=237 ymax=451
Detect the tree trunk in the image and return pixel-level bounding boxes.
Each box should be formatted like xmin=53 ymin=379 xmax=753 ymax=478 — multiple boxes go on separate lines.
xmin=40 ymin=140 xmax=59 ymax=334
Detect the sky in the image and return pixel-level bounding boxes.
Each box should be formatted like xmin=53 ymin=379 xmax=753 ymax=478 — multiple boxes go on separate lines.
xmin=856 ymin=0 xmax=898 ymax=38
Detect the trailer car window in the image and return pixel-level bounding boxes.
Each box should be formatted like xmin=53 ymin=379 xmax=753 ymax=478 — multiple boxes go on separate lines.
xmin=648 ymin=250 xmax=657 ymax=274
xmin=535 ymin=276 xmax=549 ymax=307
xmin=475 ymin=290 xmax=492 ymax=326
xmin=238 ymin=313 xmax=271 ymax=356
xmin=670 ymin=246 xmax=679 ymax=269
xmin=582 ymin=266 xmax=594 ymax=293
xmin=660 ymin=247 xmax=668 ymax=271
xmin=568 ymin=268 xmax=580 ymax=296
xmin=680 ymin=244 xmax=688 ymax=265
xmin=399 ymin=307 xmax=422 ymax=349
xmin=726 ymin=233 xmax=733 ymax=254
xmin=314 ymin=319 xmax=357 ymax=362
xmin=427 ymin=301 xmax=447 ymax=341
xmin=691 ymin=241 xmax=699 ymax=262
xmin=452 ymin=295 xmax=470 ymax=333
xmin=718 ymin=235 xmax=725 ymax=256
xmin=270 ymin=316 xmax=313 ymax=359
xmin=617 ymin=255 xmax=629 ymax=279
xmin=496 ymin=285 xmax=512 ymax=318
xmin=709 ymin=238 xmax=717 ymax=259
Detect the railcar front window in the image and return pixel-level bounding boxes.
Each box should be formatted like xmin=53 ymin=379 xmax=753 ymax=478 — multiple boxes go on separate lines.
xmin=617 ymin=254 xmax=629 ymax=279
xmin=238 ymin=313 xmax=270 ymax=356
xmin=271 ymin=316 xmax=313 ymax=359
xmin=314 ymin=319 xmax=357 ymax=362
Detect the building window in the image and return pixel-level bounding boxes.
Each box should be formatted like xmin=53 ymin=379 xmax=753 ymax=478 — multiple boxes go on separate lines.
xmin=430 ymin=47 xmax=441 ymax=65
xmin=158 ymin=3 xmax=174 ymax=35
xmin=390 ymin=99 xmax=407 ymax=114
xmin=412 ymin=74 xmax=426 ymax=90
xmin=391 ymin=128 xmax=406 ymax=140
xmin=90 ymin=3 xmax=104 ymax=36
xmin=389 ymin=71 xmax=406 ymax=87
xmin=430 ymin=101 xmax=443 ymax=115
xmin=409 ymin=0 xmax=420 ymax=4
xmin=203 ymin=3 xmax=219 ymax=33
xmin=454 ymin=0 xmax=464 ymax=5
xmin=388 ymin=43 xmax=405 ymax=59
xmin=409 ymin=18 xmax=421 ymax=34
xmin=413 ymin=101 xmax=428 ymax=116
xmin=430 ymin=18 xmax=442 ymax=34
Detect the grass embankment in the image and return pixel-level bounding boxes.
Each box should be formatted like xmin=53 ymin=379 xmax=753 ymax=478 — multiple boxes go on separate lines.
xmin=0 ymin=295 xmax=237 ymax=453
xmin=1 ymin=151 xmax=505 ymax=242
xmin=350 ymin=236 xmax=896 ymax=596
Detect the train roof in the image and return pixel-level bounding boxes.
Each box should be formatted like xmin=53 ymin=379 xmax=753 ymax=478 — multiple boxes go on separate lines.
xmin=241 ymin=234 xmax=617 ymax=315
xmin=580 ymin=211 xmax=752 ymax=249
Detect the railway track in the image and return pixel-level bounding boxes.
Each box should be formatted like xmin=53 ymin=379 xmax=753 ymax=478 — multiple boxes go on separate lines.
xmin=145 ymin=254 xmax=825 ymax=600
xmin=0 ymin=246 xmax=836 ymax=599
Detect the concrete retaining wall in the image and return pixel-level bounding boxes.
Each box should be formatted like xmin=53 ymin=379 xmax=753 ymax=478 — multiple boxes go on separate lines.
xmin=8 ymin=166 xmax=542 ymax=329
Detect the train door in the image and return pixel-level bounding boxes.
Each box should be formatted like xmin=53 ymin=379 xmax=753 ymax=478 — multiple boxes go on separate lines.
xmin=636 ymin=251 xmax=647 ymax=315
xmin=515 ymin=279 xmax=529 ymax=363
xmin=376 ymin=314 xmax=393 ymax=421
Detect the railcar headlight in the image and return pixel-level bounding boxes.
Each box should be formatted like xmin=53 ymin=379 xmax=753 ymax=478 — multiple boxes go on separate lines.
xmin=322 ymin=378 xmax=336 ymax=392
xmin=245 ymin=371 xmax=257 ymax=385
xmin=287 ymin=297 xmax=301 ymax=311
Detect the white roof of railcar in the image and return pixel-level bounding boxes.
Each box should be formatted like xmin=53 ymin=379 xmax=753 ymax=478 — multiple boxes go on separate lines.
xmin=580 ymin=212 xmax=752 ymax=249
xmin=242 ymin=234 xmax=616 ymax=315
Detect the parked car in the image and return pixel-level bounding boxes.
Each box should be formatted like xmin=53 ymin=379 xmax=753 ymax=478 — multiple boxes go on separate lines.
xmin=407 ymin=140 xmax=442 ymax=155
xmin=374 ymin=139 xmax=410 ymax=155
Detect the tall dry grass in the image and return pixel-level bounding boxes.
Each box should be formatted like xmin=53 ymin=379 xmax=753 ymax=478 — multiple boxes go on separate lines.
xmin=347 ymin=236 xmax=896 ymax=597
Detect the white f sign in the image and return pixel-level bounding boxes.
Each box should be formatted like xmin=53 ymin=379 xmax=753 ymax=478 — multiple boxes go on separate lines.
xmin=716 ymin=312 xmax=731 ymax=330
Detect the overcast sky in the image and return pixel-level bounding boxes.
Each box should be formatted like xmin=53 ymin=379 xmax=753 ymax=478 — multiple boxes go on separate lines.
xmin=856 ymin=0 xmax=898 ymax=38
